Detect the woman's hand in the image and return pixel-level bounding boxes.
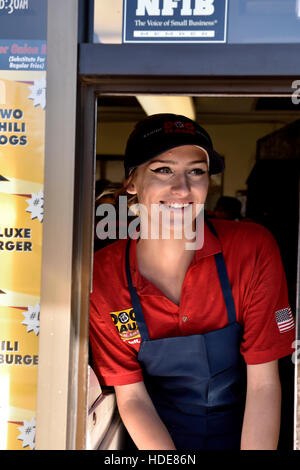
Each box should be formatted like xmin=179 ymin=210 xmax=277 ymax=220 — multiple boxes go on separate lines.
xmin=115 ymin=381 xmax=176 ymax=450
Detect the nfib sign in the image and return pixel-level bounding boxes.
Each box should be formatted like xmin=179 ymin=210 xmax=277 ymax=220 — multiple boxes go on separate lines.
xmin=136 ymin=0 xmax=215 ymax=16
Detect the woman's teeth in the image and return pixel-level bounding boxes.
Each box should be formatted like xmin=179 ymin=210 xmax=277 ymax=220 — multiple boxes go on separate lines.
xmin=161 ymin=202 xmax=191 ymax=208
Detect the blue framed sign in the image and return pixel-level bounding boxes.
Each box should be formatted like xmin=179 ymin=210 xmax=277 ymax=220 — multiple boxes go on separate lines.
xmin=123 ymin=0 xmax=228 ymax=43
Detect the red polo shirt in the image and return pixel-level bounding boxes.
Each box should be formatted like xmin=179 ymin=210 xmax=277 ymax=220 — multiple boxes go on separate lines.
xmin=89 ymin=219 xmax=295 ymax=386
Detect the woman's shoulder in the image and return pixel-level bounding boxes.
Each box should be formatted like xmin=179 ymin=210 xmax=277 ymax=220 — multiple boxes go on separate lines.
xmin=208 ymin=218 xmax=277 ymax=249
xmin=92 ymin=239 xmax=129 ymax=290
xmin=94 ymin=238 xmax=128 ymax=265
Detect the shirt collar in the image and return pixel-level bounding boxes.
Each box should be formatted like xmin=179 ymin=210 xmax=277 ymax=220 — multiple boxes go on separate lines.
xmin=193 ymin=219 xmax=222 ymax=263
xmin=129 ymin=220 xmax=222 ymax=290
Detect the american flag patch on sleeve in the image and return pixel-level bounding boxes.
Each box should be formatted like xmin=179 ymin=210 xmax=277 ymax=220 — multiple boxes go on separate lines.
xmin=275 ymin=307 xmax=295 ymax=333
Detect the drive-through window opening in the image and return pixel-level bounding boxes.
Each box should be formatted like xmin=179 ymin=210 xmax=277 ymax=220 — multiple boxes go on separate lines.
xmin=77 ymin=0 xmax=300 ymax=450
xmin=87 ymin=94 xmax=299 ymax=450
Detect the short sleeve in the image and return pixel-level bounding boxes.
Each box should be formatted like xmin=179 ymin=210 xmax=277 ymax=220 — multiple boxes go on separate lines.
xmin=240 ymin=228 xmax=295 ymax=364
xmin=89 ymin=283 xmax=144 ymax=387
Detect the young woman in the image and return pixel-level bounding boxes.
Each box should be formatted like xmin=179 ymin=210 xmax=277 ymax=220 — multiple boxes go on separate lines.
xmin=89 ymin=113 xmax=295 ymax=450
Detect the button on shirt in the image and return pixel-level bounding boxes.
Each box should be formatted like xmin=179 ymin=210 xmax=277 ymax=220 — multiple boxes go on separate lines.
xmin=89 ymin=219 xmax=295 ymax=386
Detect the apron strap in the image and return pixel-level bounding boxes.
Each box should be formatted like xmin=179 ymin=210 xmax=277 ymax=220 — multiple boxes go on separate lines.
xmin=214 ymin=253 xmax=237 ymax=325
xmin=205 ymin=218 xmax=237 ymax=325
xmin=125 ymin=239 xmax=150 ymax=341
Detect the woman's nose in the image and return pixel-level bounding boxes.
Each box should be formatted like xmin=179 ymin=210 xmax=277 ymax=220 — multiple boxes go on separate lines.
xmin=170 ymin=173 xmax=190 ymax=196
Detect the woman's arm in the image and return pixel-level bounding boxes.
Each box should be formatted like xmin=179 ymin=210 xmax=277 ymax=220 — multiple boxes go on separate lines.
xmin=115 ymin=381 xmax=176 ymax=450
xmin=240 ymin=360 xmax=281 ymax=450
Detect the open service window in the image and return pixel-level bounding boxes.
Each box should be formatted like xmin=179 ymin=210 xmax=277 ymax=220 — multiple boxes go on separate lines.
xmin=85 ymin=93 xmax=299 ymax=450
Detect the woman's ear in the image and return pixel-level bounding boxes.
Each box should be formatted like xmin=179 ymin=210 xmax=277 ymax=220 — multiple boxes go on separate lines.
xmin=124 ymin=174 xmax=137 ymax=195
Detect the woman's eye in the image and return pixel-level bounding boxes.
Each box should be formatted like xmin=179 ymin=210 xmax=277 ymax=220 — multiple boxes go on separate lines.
xmin=189 ymin=168 xmax=206 ymax=176
xmin=151 ymin=167 xmax=172 ymax=174
xmin=150 ymin=167 xmax=206 ymax=176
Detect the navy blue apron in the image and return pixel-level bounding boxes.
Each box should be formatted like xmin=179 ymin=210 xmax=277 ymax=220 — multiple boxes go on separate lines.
xmin=125 ymin=220 xmax=246 ymax=450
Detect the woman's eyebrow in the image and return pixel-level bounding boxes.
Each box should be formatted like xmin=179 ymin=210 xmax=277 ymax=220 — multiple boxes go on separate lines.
xmin=187 ymin=160 xmax=207 ymax=165
xmin=151 ymin=159 xmax=207 ymax=165
xmin=150 ymin=159 xmax=176 ymax=164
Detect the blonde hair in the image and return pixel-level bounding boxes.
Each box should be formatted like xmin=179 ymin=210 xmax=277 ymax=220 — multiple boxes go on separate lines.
xmin=96 ymin=170 xmax=139 ymax=212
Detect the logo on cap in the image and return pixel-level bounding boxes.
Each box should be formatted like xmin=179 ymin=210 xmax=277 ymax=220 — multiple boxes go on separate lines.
xmin=175 ymin=121 xmax=184 ymax=128
xmin=164 ymin=121 xmax=196 ymax=135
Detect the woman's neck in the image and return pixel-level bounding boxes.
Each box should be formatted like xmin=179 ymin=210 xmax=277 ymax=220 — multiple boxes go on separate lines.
xmin=135 ymin=238 xmax=195 ymax=305
xmin=136 ymin=237 xmax=195 ymax=278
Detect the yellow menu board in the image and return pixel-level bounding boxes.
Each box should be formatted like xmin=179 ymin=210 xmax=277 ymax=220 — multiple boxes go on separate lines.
xmin=0 ymin=73 xmax=46 ymax=450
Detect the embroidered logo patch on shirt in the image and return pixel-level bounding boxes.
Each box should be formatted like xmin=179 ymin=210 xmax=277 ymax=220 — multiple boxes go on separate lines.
xmin=275 ymin=307 xmax=295 ymax=334
xmin=110 ymin=307 xmax=141 ymax=344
